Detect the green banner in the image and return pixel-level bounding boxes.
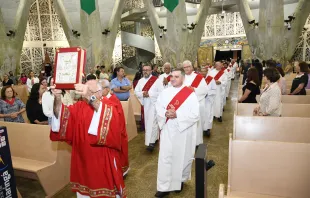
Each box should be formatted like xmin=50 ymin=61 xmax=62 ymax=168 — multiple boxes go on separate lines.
xmin=164 ymin=0 xmax=179 ymax=13
xmin=80 ymin=0 xmax=96 ymax=15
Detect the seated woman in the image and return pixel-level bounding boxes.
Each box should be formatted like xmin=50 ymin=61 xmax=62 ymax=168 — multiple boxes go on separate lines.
xmin=276 ymin=67 xmax=287 ymax=95
xmin=253 ymin=68 xmax=282 ymax=117
xmin=238 ymin=67 xmax=260 ymax=103
xmin=26 ymin=83 xmax=48 ymax=125
xmin=290 ymin=61 xmax=309 ymax=95
xmin=2 ymin=74 xmax=14 ymax=86
xmin=0 ymin=86 xmax=26 ymax=123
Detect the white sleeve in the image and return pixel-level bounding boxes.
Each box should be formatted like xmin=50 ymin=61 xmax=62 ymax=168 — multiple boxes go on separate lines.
xmin=88 ymin=102 xmax=103 ymax=136
xmin=42 ymin=92 xmax=54 ymax=118
xmin=134 ymin=80 xmax=144 ymax=105
xmin=51 ymin=107 xmax=62 ymax=132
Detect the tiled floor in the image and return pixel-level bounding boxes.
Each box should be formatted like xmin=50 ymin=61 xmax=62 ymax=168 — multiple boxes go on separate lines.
xmin=16 ymin=79 xmax=238 ymax=198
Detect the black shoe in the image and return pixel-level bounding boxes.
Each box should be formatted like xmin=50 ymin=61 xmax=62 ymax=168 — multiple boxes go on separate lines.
xmin=206 ymin=160 xmax=215 ymax=171
xmin=155 ymin=191 xmax=170 ymax=197
xmin=204 ymin=129 xmax=211 ymax=137
xmin=218 ymin=117 xmax=222 ymax=122
xmin=146 ymin=143 xmax=155 ymax=152
xmin=175 ymin=182 xmax=184 ymax=193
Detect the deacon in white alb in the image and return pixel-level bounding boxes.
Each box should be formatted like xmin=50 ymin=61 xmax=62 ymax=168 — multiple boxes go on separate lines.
xmin=158 ymin=62 xmax=172 ymax=89
xmin=155 ymin=68 xmax=199 ymax=198
xmin=223 ymin=62 xmax=232 ymax=105
xmin=231 ymin=59 xmax=238 ymax=80
xmin=183 ymin=60 xmax=208 ymax=146
xmin=135 ymin=65 xmax=163 ymax=151
xmin=200 ymin=67 xmax=217 ymax=137
xmin=208 ymin=62 xmax=227 ymax=122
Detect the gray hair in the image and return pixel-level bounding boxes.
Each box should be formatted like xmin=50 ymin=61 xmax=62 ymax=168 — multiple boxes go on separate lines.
xmin=98 ymin=79 xmax=110 ymax=88
xmin=163 ymin=62 xmax=171 ymax=68
xmin=183 ymin=60 xmax=192 ymax=67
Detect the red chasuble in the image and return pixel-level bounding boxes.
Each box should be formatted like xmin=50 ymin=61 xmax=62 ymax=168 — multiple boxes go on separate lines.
xmin=205 ymin=76 xmax=213 ymax=85
xmin=50 ymin=99 xmax=126 ymax=198
xmin=214 ymin=69 xmax=225 ymax=81
xmin=106 ymin=94 xmax=129 ymax=174
xmin=166 ymin=87 xmax=193 ymax=123
xmin=190 ymin=74 xmax=204 ymax=88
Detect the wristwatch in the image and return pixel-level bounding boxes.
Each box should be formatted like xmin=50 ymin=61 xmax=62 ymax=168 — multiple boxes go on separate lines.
xmin=89 ymin=95 xmax=97 ymax=103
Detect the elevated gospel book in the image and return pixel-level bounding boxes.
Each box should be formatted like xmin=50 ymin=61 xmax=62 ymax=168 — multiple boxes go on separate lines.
xmin=53 ymin=47 xmax=86 ymax=89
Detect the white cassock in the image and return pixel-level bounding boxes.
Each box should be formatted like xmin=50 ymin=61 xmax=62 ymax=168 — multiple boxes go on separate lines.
xmin=208 ymin=69 xmax=228 ymax=118
xmin=184 ymin=72 xmax=208 ymax=145
xmin=224 ymin=68 xmax=232 ymax=102
xmin=203 ymin=77 xmax=217 ymax=131
xmin=231 ymin=62 xmax=238 ymax=79
xmin=135 ymin=75 xmax=163 ymax=146
xmin=158 ymin=73 xmax=172 ymax=89
xmin=156 ymin=85 xmax=199 ymax=192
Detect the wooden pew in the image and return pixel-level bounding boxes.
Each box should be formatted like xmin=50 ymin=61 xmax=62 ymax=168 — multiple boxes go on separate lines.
xmin=233 ymin=115 xmax=310 ymax=143
xmin=236 ymin=103 xmax=310 ymax=117
xmin=219 ymin=135 xmax=310 ymax=198
xmin=0 ymin=122 xmax=71 ymax=197
xmin=286 ymin=88 xmax=310 ymax=95
xmin=121 ymin=99 xmax=138 ymax=141
xmin=254 ymin=95 xmax=310 ymax=104
xmin=129 ymin=89 xmax=141 ymax=121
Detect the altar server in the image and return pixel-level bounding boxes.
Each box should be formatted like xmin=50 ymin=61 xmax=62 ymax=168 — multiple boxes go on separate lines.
xmin=155 ymin=68 xmax=199 ymax=197
xmin=182 ymin=60 xmax=208 ymax=145
xmin=208 ymin=62 xmax=228 ymax=122
xmin=134 ymin=64 xmax=163 ymax=151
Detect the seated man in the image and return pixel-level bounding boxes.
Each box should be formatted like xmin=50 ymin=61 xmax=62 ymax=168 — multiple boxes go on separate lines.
xmin=111 ymin=67 xmax=132 ymax=101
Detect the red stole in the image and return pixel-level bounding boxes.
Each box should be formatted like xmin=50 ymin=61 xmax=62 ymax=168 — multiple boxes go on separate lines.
xmin=5 ymin=98 xmax=15 ymax=106
xmin=205 ymin=76 xmax=213 ymax=85
xmin=166 ymin=75 xmax=172 ymax=82
xmin=166 ymin=87 xmax=193 ymax=123
xmin=227 ymin=68 xmax=230 ymax=72
xmin=214 ymin=70 xmax=225 ymax=81
xmin=190 ymin=74 xmax=204 ymax=88
xmin=142 ymin=76 xmax=158 ymax=91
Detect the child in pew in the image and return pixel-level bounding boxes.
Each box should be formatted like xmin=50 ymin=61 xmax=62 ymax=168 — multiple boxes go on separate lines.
xmin=253 ymin=68 xmax=282 ymax=117
xmin=0 ymin=86 xmax=26 ymax=123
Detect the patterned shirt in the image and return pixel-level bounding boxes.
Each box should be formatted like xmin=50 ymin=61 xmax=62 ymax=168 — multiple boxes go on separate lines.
xmin=259 ymin=83 xmax=282 ymax=116
xmin=0 ymin=98 xmax=25 ymax=123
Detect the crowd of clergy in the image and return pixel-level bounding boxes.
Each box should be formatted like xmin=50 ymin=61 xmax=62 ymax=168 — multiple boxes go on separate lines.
xmin=0 ymin=58 xmax=309 ymax=198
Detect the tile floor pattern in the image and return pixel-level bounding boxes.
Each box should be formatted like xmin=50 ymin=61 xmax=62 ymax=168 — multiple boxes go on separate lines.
xmin=16 ymin=79 xmax=239 ymax=198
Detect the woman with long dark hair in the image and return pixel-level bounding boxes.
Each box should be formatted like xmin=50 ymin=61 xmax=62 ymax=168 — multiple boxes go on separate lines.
xmin=26 ymin=83 xmax=48 ymax=124
xmin=238 ymin=67 xmax=261 ymax=103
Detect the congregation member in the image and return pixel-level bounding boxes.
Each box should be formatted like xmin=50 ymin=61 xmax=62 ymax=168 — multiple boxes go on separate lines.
xmin=253 ymin=60 xmax=263 ymax=87
xmin=253 ymin=68 xmax=282 ymax=117
xmin=208 ymin=62 xmax=227 ymax=122
xmin=111 ymin=67 xmax=132 ymax=101
xmin=20 ymin=73 xmax=27 ymax=85
xmin=241 ymin=59 xmax=251 ymax=85
xmin=290 ymin=61 xmax=309 ymax=95
xmin=238 ymin=68 xmax=260 ymax=103
xmin=135 ymin=64 xmax=163 ymax=151
xmin=201 ymin=67 xmax=217 ymax=137
xmin=50 ymin=80 xmax=126 ymax=198
xmin=99 ymin=65 xmax=110 ymax=80
xmin=158 ymin=62 xmax=172 ymax=88
xmin=155 ymin=68 xmax=199 ymax=198
xmin=26 ymin=71 xmax=39 ymax=92
xmin=40 ymin=78 xmax=48 ymax=89
xmin=0 ymin=86 xmax=26 ymax=123
xmin=86 ymin=68 xmax=97 ymax=80
xmin=26 ymin=83 xmax=48 ymax=125
xmin=183 ymin=60 xmax=208 ymax=145
xmin=2 ymin=74 xmax=14 ymax=86
xmin=276 ymin=67 xmax=287 ymax=95
xmin=8 ymin=71 xmax=17 ymax=85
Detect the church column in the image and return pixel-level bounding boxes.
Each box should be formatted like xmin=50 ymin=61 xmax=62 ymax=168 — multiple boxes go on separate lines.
xmin=143 ymin=0 xmax=212 ymax=67
xmin=238 ymin=0 xmax=310 ymax=61
xmin=0 ymin=0 xmax=34 ymax=75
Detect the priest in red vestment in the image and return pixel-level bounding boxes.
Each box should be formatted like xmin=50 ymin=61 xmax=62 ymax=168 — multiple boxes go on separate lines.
xmin=50 ymin=80 xmax=126 ymax=198
xmin=99 ymin=79 xmax=129 ymax=176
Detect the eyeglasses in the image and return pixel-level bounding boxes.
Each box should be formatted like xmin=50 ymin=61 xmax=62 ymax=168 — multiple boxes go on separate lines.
xmin=142 ymin=70 xmax=151 ymax=72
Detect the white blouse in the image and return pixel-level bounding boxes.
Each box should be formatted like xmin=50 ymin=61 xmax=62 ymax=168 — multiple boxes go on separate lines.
xmin=26 ymin=77 xmax=39 ymax=92
xmin=259 ymin=83 xmax=282 ymax=116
